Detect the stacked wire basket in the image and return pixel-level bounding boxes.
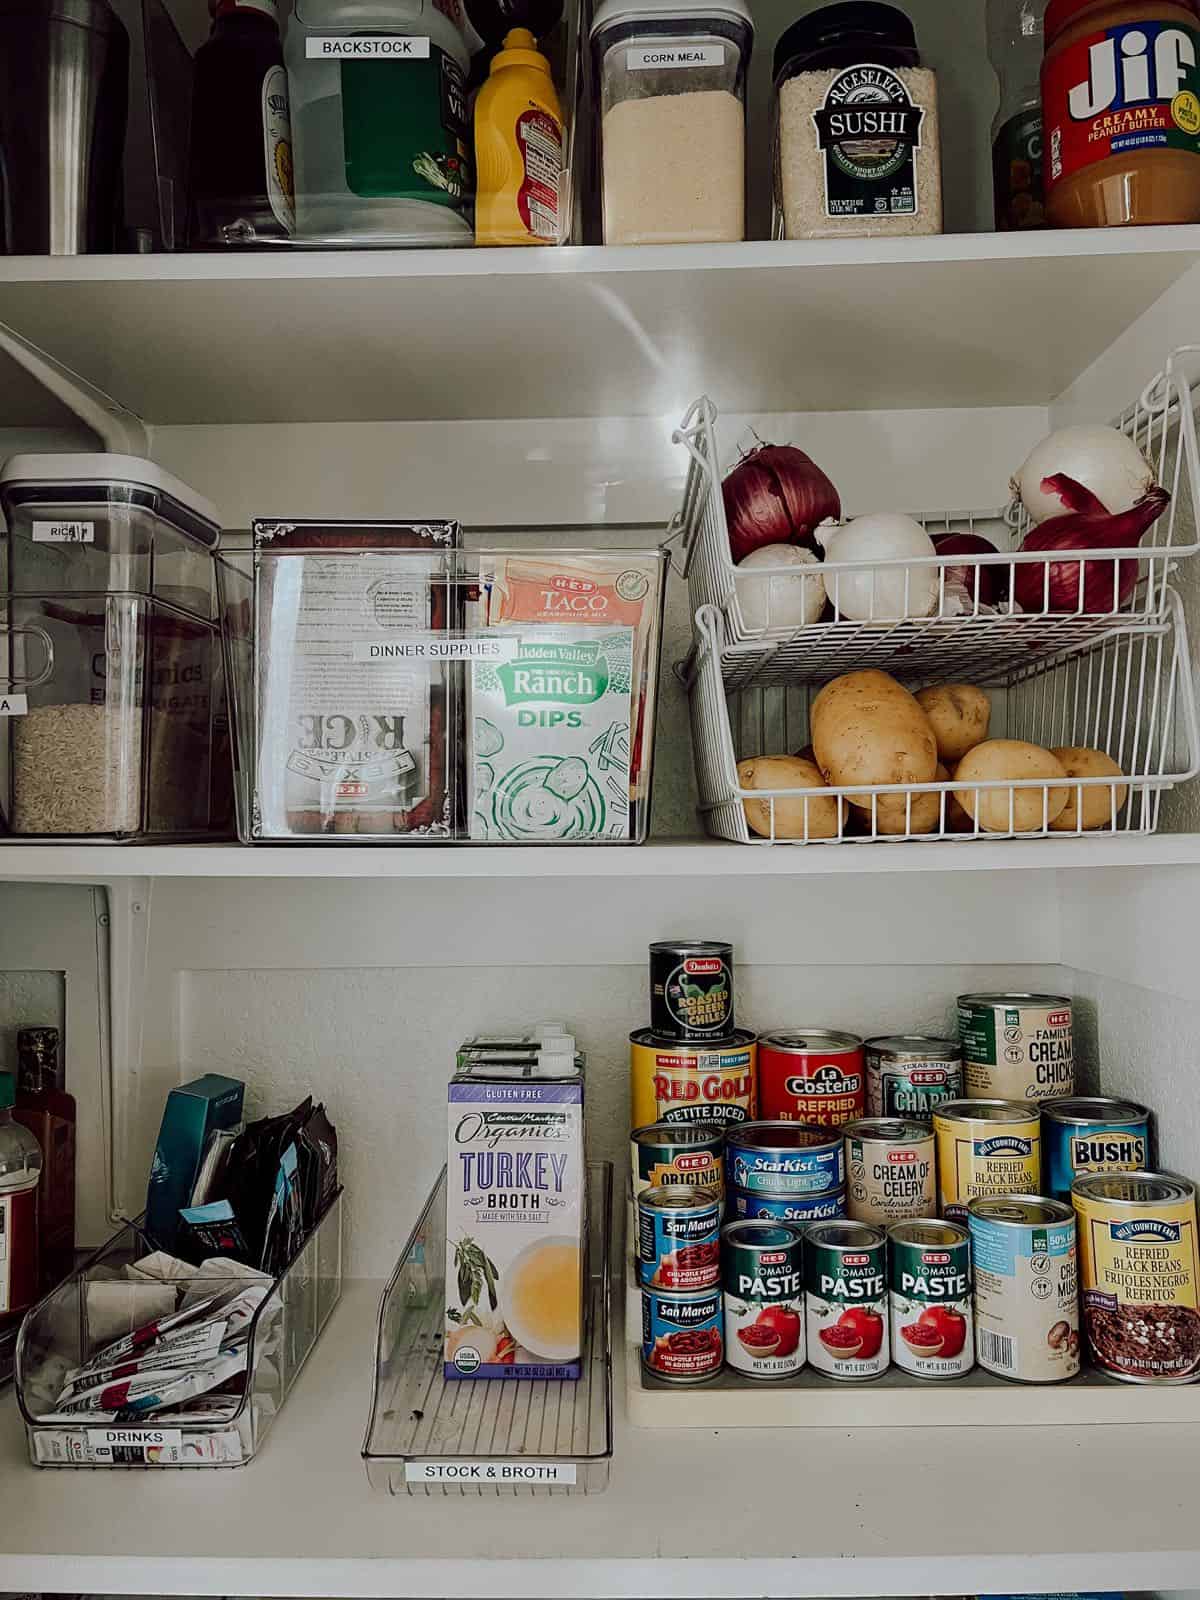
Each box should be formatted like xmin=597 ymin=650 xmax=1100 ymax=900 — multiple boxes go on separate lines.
xmin=674 ymin=354 xmax=1200 ymax=845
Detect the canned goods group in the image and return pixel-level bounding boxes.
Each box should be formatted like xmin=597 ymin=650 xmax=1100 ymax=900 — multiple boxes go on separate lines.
xmin=804 ymin=1220 xmax=889 ymax=1380
xmin=729 ymin=1188 xmax=846 ymax=1224
xmin=649 ymin=940 xmax=735 ymax=1040
xmin=864 ymin=1035 xmax=963 ymax=1119
xmin=631 ymin=1122 xmax=724 ymax=1199
xmin=722 ymin=1220 xmax=806 ymax=1379
xmin=757 ymin=1030 xmax=865 ymax=1128
xmin=843 ymin=1118 xmax=937 ymax=1226
xmin=637 ymin=1185 xmax=721 ymax=1292
xmin=967 ymin=1195 xmax=1079 ymax=1383
xmin=1041 ymin=1097 xmax=1150 ymax=1203
xmin=1073 ymin=1171 xmax=1200 ymax=1384
xmin=933 ymin=1099 xmax=1041 ymax=1223
xmin=629 ymin=1028 xmax=757 ymax=1131
xmin=957 ymin=992 xmax=1074 ymax=1103
xmin=640 ymin=1285 xmax=724 ymax=1383
xmin=889 ymin=1220 xmax=974 ymax=1380
xmin=725 ymin=1121 xmax=845 ymax=1197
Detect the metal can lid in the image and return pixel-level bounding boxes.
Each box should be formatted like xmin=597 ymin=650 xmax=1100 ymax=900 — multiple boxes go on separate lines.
xmin=630 ymin=1026 xmax=756 ymax=1051
xmin=759 ymin=1028 xmax=862 ymax=1055
xmin=865 ymin=1035 xmax=960 ymax=1059
xmin=888 ymin=1218 xmax=969 ymax=1247
xmin=1072 ymin=1170 xmax=1195 ymax=1208
xmin=728 ymin=1121 xmax=841 ymax=1153
xmin=649 ymin=940 xmax=732 ymax=956
xmin=933 ymin=1098 xmax=1040 ymax=1126
xmin=1040 ymin=1096 xmax=1149 ymax=1127
xmin=721 ymin=1219 xmax=805 ymax=1250
xmin=842 ymin=1118 xmax=932 ymax=1144
xmin=631 ymin=1122 xmax=724 ymax=1148
xmin=967 ymin=1194 xmax=1074 ymax=1227
xmin=956 ymin=992 xmax=1072 ymax=1009
xmin=804 ymin=1219 xmax=886 ymax=1250
xmin=638 ymin=1184 xmax=719 ymax=1214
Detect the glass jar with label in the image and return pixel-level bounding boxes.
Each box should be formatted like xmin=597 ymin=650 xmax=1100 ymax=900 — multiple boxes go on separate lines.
xmin=772 ymin=1 xmax=943 ymax=239
xmin=285 ymin=0 xmax=473 ymax=243
xmin=988 ymin=0 xmax=1048 ymax=229
xmin=590 ymin=0 xmax=754 ymax=245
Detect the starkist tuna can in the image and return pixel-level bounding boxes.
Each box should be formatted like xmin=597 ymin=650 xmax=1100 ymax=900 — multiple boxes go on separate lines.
xmin=725 ymin=1121 xmax=845 ymax=1196
xmin=729 ymin=1188 xmax=846 ymax=1224
xmin=757 ymin=1029 xmax=865 ymax=1128
xmin=630 ymin=1029 xmax=757 ymax=1132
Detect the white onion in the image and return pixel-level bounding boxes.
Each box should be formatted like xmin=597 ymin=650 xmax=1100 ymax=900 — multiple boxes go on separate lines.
xmin=735 ymin=544 xmax=825 ymax=633
xmin=1013 ymin=424 xmax=1154 ymax=524
xmin=818 ymin=514 xmax=939 ymax=622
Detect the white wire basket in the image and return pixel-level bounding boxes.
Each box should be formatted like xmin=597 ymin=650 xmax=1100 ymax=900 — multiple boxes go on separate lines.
xmin=674 ymin=356 xmax=1200 ymax=679
xmin=683 ymin=590 xmax=1200 ymax=845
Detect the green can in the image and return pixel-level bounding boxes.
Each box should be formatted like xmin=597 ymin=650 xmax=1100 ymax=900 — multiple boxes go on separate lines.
xmin=721 ymin=1220 xmax=806 ymax=1379
xmin=889 ymin=1219 xmax=975 ymax=1380
xmin=804 ymin=1219 xmax=889 ymax=1381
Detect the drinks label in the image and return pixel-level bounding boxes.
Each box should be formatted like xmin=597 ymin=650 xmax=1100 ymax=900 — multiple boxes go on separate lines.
xmin=262 ymin=65 xmax=295 ymax=234
xmin=0 ymin=695 xmax=28 ymax=716
xmin=32 ymin=520 xmax=94 ymax=543
xmin=405 ymin=1460 xmax=577 ymax=1484
xmin=626 ymin=44 xmax=725 ymax=70
xmin=305 ymin=34 xmax=431 ymax=56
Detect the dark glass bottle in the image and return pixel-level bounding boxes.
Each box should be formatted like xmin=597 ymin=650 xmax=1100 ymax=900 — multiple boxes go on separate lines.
xmin=187 ymin=0 xmax=294 ymax=246
xmin=13 ymin=1027 xmax=74 ymax=1292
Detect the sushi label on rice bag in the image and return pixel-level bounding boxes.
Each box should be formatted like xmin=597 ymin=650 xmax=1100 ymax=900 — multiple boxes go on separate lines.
xmin=469 ymin=626 xmax=634 ymax=841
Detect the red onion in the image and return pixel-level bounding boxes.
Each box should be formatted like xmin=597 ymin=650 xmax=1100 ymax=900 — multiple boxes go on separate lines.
xmin=932 ymin=532 xmax=1010 ymax=608
xmin=1014 ymin=484 xmax=1170 ymax=614
xmin=722 ymin=444 xmax=841 ymax=563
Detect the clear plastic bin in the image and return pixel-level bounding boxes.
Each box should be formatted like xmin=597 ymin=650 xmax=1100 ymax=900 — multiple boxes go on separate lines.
xmin=16 ymin=1191 xmax=342 ymax=1468
xmin=590 ymin=0 xmax=752 ymax=245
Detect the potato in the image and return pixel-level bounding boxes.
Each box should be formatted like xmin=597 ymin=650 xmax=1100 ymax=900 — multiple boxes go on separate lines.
xmin=737 ymin=756 xmax=845 ymax=840
xmin=1049 ymin=746 xmax=1129 ymax=831
xmin=914 ymin=684 xmax=991 ymax=764
xmin=954 ymin=740 xmax=1070 ymax=832
xmin=945 ymin=764 xmax=976 ymax=834
xmin=811 ymin=670 xmax=938 ymax=809
xmin=859 ymin=764 xmax=951 ymax=836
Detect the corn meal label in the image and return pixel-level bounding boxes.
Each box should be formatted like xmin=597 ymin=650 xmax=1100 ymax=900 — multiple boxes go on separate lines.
xmin=626 ymin=44 xmax=725 ymax=70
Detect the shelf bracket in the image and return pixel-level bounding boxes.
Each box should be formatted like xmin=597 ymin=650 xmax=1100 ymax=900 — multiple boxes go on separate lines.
xmin=94 ymin=877 xmax=153 ymax=1225
xmin=0 ymin=317 xmax=149 ymax=456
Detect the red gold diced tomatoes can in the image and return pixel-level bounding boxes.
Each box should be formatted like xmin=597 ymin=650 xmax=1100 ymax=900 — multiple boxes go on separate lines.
xmin=758 ymin=1029 xmax=865 ymax=1129
xmin=630 ymin=1028 xmax=757 ymax=1132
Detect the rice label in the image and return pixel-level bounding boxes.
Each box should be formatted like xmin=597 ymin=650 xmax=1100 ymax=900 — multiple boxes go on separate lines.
xmin=0 ymin=695 xmax=28 ymax=716
xmin=32 ymin=520 xmax=94 ymax=543
xmin=626 ymin=44 xmax=725 ymax=70
xmin=305 ymin=34 xmax=430 ymax=56
xmin=811 ymin=63 xmax=925 ymax=219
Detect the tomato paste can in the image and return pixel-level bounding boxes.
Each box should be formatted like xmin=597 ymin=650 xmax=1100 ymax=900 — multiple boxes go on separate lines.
xmin=640 ymin=1285 xmax=724 ymax=1383
xmin=843 ymin=1117 xmax=937 ymax=1226
xmin=725 ymin=1120 xmax=845 ymax=1197
xmin=1073 ymin=1172 xmax=1200 ymax=1384
xmin=804 ymin=1219 xmax=889 ymax=1380
xmin=637 ymin=1185 xmax=721 ymax=1292
xmin=649 ymin=940 xmax=735 ymax=1041
xmin=957 ymin=991 xmax=1074 ymax=1102
xmin=967 ymin=1195 xmax=1079 ymax=1383
xmin=933 ymin=1099 xmax=1042 ymax=1223
xmin=758 ymin=1029 xmax=865 ymax=1128
xmin=631 ymin=1122 xmax=724 ymax=1199
xmin=889 ymin=1219 xmax=974 ymax=1380
xmin=1041 ymin=1096 xmax=1151 ymax=1203
xmin=722 ymin=1220 xmax=806 ymax=1379
xmin=864 ymin=1035 xmax=963 ymax=1118
xmin=629 ymin=1028 xmax=757 ymax=1132
xmin=729 ymin=1188 xmax=846 ymax=1224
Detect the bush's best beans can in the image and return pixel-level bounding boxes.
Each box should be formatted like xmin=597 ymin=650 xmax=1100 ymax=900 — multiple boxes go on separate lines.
xmin=725 ymin=1121 xmax=845 ymax=1196
xmin=957 ymin=991 xmax=1074 ymax=1102
xmin=805 ymin=1220 xmax=889 ymax=1380
xmin=721 ymin=1220 xmax=806 ymax=1379
xmin=864 ymin=1035 xmax=963 ymax=1118
xmin=1041 ymin=1096 xmax=1151 ymax=1202
xmin=757 ymin=1029 xmax=865 ymax=1128
xmin=631 ymin=1122 xmax=724 ymax=1199
xmin=967 ymin=1195 xmax=1080 ymax=1383
xmin=1073 ymin=1172 xmax=1200 ymax=1384
xmin=933 ymin=1099 xmax=1041 ymax=1223
xmin=843 ymin=1117 xmax=936 ymax=1226
xmin=649 ymin=940 xmax=734 ymax=1040
xmin=629 ymin=1029 xmax=757 ymax=1132
xmin=888 ymin=1219 xmax=975 ymax=1380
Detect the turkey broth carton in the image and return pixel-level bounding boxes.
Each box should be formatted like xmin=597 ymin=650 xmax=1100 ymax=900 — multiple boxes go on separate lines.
xmin=445 ymin=1054 xmax=586 ymax=1380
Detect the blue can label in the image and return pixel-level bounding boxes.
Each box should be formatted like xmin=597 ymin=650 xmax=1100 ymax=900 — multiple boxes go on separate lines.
xmin=637 ymin=1198 xmax=720 ymax=1291
xmin=641 ymin=1288 xmax=724 ymax=1380
xmin=728 ymin=1143 xmax=845 ymax=1196
xmin=730 ymin=1189 xmax=846 ymax=1223
xmin=1045 ymin=1120 xmax=1149 ymax=1202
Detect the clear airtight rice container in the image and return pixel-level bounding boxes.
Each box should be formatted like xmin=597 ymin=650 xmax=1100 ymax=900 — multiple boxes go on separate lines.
xmin=590 ymin=0 xmax=753 ymax=245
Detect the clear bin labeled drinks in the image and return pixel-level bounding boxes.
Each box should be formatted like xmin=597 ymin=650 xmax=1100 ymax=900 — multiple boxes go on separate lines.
xmin=590 ymin=0 xmax=753 ymax=245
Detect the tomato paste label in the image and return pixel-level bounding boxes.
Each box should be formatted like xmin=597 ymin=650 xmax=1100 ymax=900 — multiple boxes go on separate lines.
xmin=515 ymin=108 xmax=562 ymax=241
xmin=889 ymin=1230 xmax=974 ymax=1379
xmin=1044 ymin=20 xmax=1200 ymax=197
xmin=723 ymin=1225 xmax=806 ymax=1379
xmin=804 ymin=1228 xmax=889 ymax=1379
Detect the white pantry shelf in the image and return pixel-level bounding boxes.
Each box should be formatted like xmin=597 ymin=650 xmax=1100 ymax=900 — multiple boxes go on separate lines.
xmin=4 ymin=1281 xmax=1200 ymax=1598
xmin=0 ymin=228 xmax=1198 ymax=425
xmin=3 ymin=832 xmax=1200 ymax=880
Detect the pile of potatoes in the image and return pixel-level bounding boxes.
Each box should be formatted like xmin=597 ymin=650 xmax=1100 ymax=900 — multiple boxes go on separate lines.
xmin=737 ymin=670 xmax=1129 ymax=840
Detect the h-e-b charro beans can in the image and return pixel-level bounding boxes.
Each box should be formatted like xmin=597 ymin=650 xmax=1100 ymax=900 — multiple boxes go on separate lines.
xmin=957 ymin=991 xmax=1074 ymax=1102
xmin=805 ymin=1220 xmax=889 ymax=1380
xmin=631 ymin=1121 xmax=724 ymax=1199
xmin=865 ymin=1035 xmax=963 ymax=1118
xmin=757 ymin=1029 xmax=865 ymax=1128
xmin=725 ymin=1120 xmax=845 ymax=1196
xmin=641 ymin=1285 xmax=724 ymax=1383
xmin=722 ymin=1220 xmax=806 ymax=1378
xmin=967 ymin=1195 xmax=1079 ymax=1383
xmin=649 ymin=940 xmax=734 ymax=1040
xmin=889 ymin=1219 xmax=974 ymax=1379
xmin=630 ymin=1028 xmax=757 ymax=1132
xmin=1041 ymin=1096 xmax=1150 ymax=1202
xmin=843 ymin=1117 xmax=936 ymax=1226
xmin=933 ymin=1099 xmax=1041 ymax=1223
xmin=637 ymin=1185 xmax=721 ymax=1292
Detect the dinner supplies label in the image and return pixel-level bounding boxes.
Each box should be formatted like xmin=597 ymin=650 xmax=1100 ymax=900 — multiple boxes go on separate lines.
xmin=404 ymin=1459 xmax=577 ymax=1484
xmin=0 ymin=695 xmax=27 ymax=716
xmin=627 ymin=44 xmax=724 ymax=70
xmin=305 ymin=34 xmax=430 ymax=57
xmin=352 ymin=635 xmax=519 ymax=663
xmin=32 ymin=520 xmax=94 ymax=543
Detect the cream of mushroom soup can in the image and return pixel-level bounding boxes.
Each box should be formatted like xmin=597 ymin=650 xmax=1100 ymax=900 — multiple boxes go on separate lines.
xmin=967 ymin=1194 xmax=1080 ymax=1383
xmin=957 ymin=991 xmax=1074 ymax=1102
xmin=843 ymin=1118 xmax=936 ymax=1226
xmin=933 ymin=1099 xmax=1041 ymax=1224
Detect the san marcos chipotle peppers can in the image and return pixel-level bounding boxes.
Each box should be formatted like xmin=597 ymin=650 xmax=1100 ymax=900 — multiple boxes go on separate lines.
xmin=1073 ymin=1171 xmax=1200 ymax=1383
xmin=722 ymin=1220 xmax=806 ymax=1378
xmin=641 ymin=1285 xmax=724 ymax=1383
xmin=631 ymin=1121 xmax=724 ymax=1199
xmin=725 ymin=1121 xmax=845 ymax=1196
xmin=889 ymin=1219 xmax=975 ymax=1380
xmin=805 ymin=1220 xmax=889 ymax=1380
xmin=1042 ymin=1096 xmax=1151 ymax=1202
xmin=758 ymin=1029 xmax=865 ymax=1127
xmin=637 ymin=1185 xmax=721 ymax=1291
xmin=864 ymin=1035 xmax=963 ymax=1118
xmin=957 ymin=991 xmax=1074 ymax=1102
xmin=967 ymin=1195 xmax=1080 ymax=1383
xmin=843 ymin=1117 xmax=937 ymax=1226
xmin=934 ymin=1099 xmax=1041 ymax=1223
xmin=729 ymin=1188 xmax=846 ymax=1224
xmin=649 ymin=940 xmax=734 ymax=1040
xmin=629 ymin=1028 xmax=757 ymax=1131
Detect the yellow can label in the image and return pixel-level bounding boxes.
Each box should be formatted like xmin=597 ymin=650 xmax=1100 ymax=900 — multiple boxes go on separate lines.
xmin=630 ymin=1034 xmax=756 ymax=1132
xmin=934 ymin=1113 xmax=1041 ymax=1223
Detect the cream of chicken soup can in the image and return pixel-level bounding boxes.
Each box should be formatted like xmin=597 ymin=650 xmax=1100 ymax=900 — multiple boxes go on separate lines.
xmin=843 ymin=1118 xmax=936 ymax=1227
xmin=957 ymin=991 xmax=1074 ymax=1102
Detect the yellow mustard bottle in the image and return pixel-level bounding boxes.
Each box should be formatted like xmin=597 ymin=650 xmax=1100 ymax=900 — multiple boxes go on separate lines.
xmin=474 ymin=27 xmax=564 ymax=246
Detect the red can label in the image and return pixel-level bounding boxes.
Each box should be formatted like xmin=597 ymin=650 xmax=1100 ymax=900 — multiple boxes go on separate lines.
xmin=1043 ymin=20 xmax=1200 ymax=196
xmin=759 ymin=1038 xmax=865 ymax=1128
